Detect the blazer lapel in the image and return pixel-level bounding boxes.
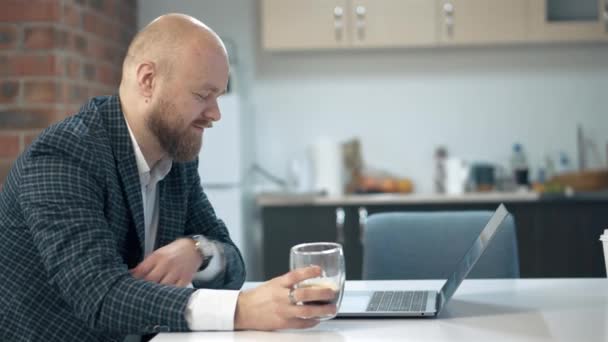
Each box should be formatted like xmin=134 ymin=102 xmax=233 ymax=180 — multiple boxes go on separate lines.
xmin=103 ymin=95 xmax=147 ymax=255
xmin=117 ymin=161 xmax=146 ymax=254
xmin=156 ymin=168 xmax=186 ymax=248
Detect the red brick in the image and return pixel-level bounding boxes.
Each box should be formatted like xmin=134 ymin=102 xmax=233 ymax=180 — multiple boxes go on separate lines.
xmin=63 ymin=83 xmax=87 ymax=104
xmin=54 ymin=29 xmax=69 ymax=49
xmin=0 ymin=80 xmax=20 ymax=104
xmin=104 ymin=45 xmax=122 ymax=65
xmin=88 ymin=0 xmax=104 ymax=11
xmin=87 ymin=86 xmax=100 ymax=98
xmin=120 ymin=26 xmax=136 ymax=46
xmin=23 ymin=131 xmax=42 ymax=147
xmin=116 ymin=1 xmax=136 ymax=26
xmin=82 ymin=12 xmax=98 ymax=35
xmin=62 ymin=4 xmax=82 ymax=29
xmin=0 ymin=106 xmax=62 ymax=129
xmin=71 ymin=32 xmax=88 ymax=53
xmin=0 ymin=24 xmax=18 ymax=49
xmin=0 ymin=54 xmax=58 ymax=77
xmin=86 ymin=37 xmax=104 ymax=59
xmin=65 ymin=104 xmax=82 ymax=115
xmin=24 ymin=26 xmax=55 ymax=49
xmin=24 ymin=81 xmax=58 ymax=103
xmin=83 ymin=12 xmax=113 ymax=37
xmin=65 ymin=57 xmax=80 ymax=79
xmin=0 ymin=134 xmax=20 ymax=158
xmin=83 ymin=62 xmax=95 ymax=80
xmin=109 ymin=22 xmax=121 ymax=42
xmin=0 ymin=1 xmax=60 ymax=22
xmin=102 ymin=0 xmax=116 ymax=18
xmin=96 ymin=63 xmax=118 ymax=86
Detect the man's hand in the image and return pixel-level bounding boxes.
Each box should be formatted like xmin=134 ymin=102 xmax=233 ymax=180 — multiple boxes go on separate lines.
xmin=130 ymin=238 xmax=203 ymax=287
xmin=234 ymin=266 xmax=338 ymax=331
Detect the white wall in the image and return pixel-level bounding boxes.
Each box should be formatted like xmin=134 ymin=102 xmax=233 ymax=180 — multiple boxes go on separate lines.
xmin=140 ymin=0 xmax=608 ymax=194
xmin=255 ymin=45 xmax=608 ymax=193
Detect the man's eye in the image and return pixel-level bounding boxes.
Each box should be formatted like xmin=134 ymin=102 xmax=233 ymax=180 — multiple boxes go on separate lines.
xmin=193 ymin=92 xmax=208 ymax=101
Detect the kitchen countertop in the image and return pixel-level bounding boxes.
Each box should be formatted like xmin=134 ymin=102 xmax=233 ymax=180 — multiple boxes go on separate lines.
xmin=256 ymin=191 xmax=538 ymax=207
xmin=256 ymin=190 xmax=608 ymax=207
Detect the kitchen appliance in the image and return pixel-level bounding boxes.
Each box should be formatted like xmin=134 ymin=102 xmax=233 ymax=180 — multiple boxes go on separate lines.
xmin=444 ymin=158 xmax=470 ymax=195
xmin=470 ymin=163 xmax=496 ymax=192
xmin=310 ymin=138 xmax=344 ymax=196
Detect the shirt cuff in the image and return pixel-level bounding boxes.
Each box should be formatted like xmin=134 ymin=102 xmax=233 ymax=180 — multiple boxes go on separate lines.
xmin=184 ymin=289 xmax=240 ymax=331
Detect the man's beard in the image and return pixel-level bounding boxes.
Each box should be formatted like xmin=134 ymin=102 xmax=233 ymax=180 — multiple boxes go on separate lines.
xmin=146 ymin=99 xmax=202 ymax=162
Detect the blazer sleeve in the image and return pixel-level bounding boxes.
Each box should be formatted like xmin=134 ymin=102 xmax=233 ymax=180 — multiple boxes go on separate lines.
xmin=184 ymin=165 xmax=246 ymax=290
xmin=18 ymin=133 xmax=196 ymax=335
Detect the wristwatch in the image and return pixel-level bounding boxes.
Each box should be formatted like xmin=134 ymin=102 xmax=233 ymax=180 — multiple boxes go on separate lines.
xmin=190 ymin=235 xmax=215 ymax=270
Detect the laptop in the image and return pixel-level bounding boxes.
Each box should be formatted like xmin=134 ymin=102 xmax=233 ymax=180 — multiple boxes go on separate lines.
xmin=337 ymin=204 xmax=511 ymax=317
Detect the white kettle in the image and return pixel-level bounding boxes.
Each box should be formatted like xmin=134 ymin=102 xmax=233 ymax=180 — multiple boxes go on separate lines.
xmin=445 ymin=158 xmax=470 ymax=195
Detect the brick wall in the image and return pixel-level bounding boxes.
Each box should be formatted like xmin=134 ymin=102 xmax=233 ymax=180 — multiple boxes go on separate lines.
xmin=0 ymin=0 xmax=137 ymax=183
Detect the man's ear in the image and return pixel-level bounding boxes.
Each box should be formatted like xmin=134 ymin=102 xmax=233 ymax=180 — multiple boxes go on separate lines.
xmin=135 ymin=61 xmax=156 ymax=99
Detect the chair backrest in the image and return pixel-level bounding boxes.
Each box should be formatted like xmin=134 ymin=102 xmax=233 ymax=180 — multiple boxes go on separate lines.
xmin=362 ymin=211 xmax=520 ymax=280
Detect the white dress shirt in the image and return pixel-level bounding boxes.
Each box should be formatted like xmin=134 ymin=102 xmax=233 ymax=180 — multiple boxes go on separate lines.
xmin=125 ymin=120 xmax=239 ymax=331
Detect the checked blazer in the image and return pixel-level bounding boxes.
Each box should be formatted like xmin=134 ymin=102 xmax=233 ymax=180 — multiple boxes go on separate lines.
xmin=0 ymin=95 xmax=246 ymax=342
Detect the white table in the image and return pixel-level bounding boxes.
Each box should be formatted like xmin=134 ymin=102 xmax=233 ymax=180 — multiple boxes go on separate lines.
xmin=153 ymin=279 xmax=608 ymax=342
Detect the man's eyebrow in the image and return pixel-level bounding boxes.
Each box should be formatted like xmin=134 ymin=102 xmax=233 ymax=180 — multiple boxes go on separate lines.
xmin=201 ymin=83 xmax=227 ymax=95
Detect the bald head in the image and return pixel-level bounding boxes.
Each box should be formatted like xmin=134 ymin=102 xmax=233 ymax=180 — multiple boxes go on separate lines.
xmin=122 ymin=13 xmax=227 ymax=83
xmin=118 ymin=14 xmax=230 ymax=166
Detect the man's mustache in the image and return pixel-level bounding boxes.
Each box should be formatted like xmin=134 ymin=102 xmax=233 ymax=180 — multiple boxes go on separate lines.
xmin=193 ymin=120 xmax=213 ymax=129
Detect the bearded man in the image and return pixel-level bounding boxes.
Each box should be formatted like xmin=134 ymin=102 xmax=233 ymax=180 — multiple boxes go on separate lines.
xmin=0 ymin=13 xmax=336 ymax=342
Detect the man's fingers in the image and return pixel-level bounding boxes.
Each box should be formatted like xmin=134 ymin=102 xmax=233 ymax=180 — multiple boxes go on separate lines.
xmin=143 ymin=265 xmax=167 ymax=283
xmin=176 ymin=279 xmax=191 ymax=288
xmin=279 ymin=266 xmax=322 ymax=288
xmin=292 ymin=287 xmax=337 ymax=304
xmin=286 ymin=318 xmax=320 ymax=330
xmin=289 ymin=304 xmax=337 ymax=320
xmin=159 ymin=273 xmax=180 ymax=286
xmin=131 ymin=256 xmax=157 ymax=278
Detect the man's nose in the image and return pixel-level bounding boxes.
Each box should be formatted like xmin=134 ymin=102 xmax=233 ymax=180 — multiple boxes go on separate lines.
xmin=203 ymin=100 xmax=221 ymax=122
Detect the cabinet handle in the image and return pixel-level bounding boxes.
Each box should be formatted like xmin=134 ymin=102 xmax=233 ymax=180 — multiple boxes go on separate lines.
xmin=443 ymin=2 xmax=454 ymax=38
xmin=358 ymin=207 xmax=368 ymax=245
xmin=333 ymin=6 xmax=344 ymax=41
xmin=336 ymin=207 xmax=345 ymax=245
xmin=355 ymin=5 xmax=366 ymax=41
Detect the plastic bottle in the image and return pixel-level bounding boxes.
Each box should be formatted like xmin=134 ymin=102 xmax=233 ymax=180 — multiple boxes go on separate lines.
xmin=557 ymin=151 xmax=572 ymax=174
xmin=511 ymin=143 xmax=529 ymax=188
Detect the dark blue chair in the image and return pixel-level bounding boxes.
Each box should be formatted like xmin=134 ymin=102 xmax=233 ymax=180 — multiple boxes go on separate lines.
xmin=362 ymin=211 xmax=520 ymax=280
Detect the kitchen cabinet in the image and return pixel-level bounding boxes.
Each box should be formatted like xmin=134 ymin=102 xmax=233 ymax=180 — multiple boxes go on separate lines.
xmin=350 ymin=0 xmax=438 ymax=48
xmin=261 ymin=0 xmax=350 ymax=50
xmin=261 ymin=0 xmax=438 ymax=50
xmin=528 ymin=0 xmax=608 ymax=42
xmin=438 ymin=0 xmax=529 ymax=45
xmin=262 ymin=206 xmax=338 ymax=278
xmin=260 ymin=198 xmax=608 ymax=280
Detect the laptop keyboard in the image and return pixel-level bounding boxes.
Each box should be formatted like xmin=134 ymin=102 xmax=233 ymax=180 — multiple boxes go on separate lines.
xmin=366 ymin=291 xmax=429 ymax=312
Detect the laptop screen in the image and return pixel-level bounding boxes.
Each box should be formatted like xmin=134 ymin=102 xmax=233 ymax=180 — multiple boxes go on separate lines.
xmin=437 ymin=204 xmax=510 ymax=312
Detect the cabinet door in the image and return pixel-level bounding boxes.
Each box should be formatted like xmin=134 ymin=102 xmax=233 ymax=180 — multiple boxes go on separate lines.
xmin=262 ymin=0 xmax=350 ymax=50
xmin=350 ymin=0 xmax=438 ymax=47
xmin=528 ymin=0 xmax=608 ymax=41
xmin=438 ymin=0 xmax=528 ymax=45
xmin=262 ymin=206 xmax=338 ymax=279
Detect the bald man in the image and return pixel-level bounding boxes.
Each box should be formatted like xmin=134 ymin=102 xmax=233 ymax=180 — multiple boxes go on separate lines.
xmin=0 ymin=14 xmax=336 ymax=342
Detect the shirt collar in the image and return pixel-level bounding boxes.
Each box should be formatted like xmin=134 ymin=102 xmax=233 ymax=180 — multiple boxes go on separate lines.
xmin=124 ymin=117 xmax=173 ymax=187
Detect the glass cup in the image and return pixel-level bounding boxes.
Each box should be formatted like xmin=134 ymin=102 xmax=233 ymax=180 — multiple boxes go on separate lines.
xmin=289 ymin=242 xmax=346 ymax=320
xmin=600 ymin=229 xmax=608 ymax=276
